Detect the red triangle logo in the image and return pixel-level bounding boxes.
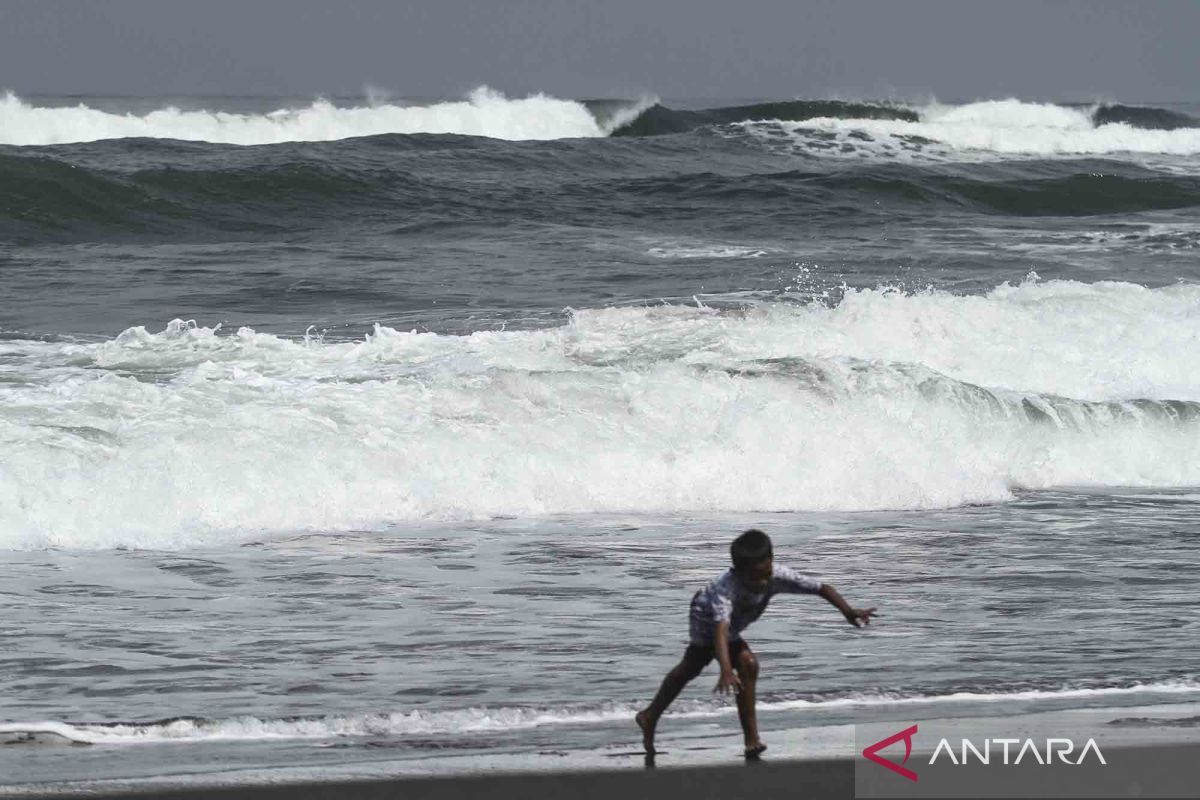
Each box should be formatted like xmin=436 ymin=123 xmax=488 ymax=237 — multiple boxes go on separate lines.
xmin=862 ymin=724 xmax=919 ymax=782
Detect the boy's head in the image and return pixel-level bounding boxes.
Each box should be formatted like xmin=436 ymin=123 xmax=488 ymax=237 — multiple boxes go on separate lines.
xmin=731 ymin=529 xmax=773 ymax=591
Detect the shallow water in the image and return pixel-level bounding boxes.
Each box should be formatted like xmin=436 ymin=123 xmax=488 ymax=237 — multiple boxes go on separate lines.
xmin=2 ymin=491 xmax=1198 ymax=783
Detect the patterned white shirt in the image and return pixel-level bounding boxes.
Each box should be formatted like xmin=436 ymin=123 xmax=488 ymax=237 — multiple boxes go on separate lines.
xmin=688 ymin=565 xmax=823 ymax=645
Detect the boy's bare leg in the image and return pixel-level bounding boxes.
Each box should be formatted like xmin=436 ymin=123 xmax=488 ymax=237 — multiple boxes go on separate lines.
xmin=637 ymin=648 xmax=709 ymax=754
xmin=734 ymin=646 xmax=765 ymax=758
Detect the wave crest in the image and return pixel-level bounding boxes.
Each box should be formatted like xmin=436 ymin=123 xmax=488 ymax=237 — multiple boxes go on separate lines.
xmin=0 ymin=88 xmax=648 ymax=145
xmin=5 ymin=91 xmax=1198 ymax=158
xmin=3 ymin=280 xmax=1200 ymax=549
xmin=610 ymin=99 xmax=916 ymax=137
xmin=738 ymin=98 xmax=1200 ymax=158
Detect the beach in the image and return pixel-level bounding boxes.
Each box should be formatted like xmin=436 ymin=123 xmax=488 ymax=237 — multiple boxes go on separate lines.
xmin=6 ymin=701 xmax=1200 ymax=797
xmin=3 ymin=90 xmax=1200 ymax=796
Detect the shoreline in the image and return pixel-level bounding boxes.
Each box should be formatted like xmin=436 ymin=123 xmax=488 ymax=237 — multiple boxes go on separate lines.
xmin=10 ymin=742 xmax=1200 ymax=800
xmin=8 ymin=759 xmax=856 ymax=800
xmin=5 ymin=702 xmax=1200 ymax=798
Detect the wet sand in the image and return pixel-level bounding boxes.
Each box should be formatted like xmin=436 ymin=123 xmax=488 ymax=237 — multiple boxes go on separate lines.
xmin=12 ymin=743 xmax=1200 ymax=800
xmin=13 ymin=758 xmax=852 ymax=800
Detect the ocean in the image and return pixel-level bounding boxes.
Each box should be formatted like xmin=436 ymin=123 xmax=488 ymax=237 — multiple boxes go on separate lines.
xmin=1 ymin=89 xmax=1199 ymax=791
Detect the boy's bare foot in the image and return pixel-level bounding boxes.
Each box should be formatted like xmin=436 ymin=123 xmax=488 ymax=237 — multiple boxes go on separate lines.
xmin=744 ymin=742 xmax=767 ymax=760
xmin=635 ymin=710 xmax=656 ymax=755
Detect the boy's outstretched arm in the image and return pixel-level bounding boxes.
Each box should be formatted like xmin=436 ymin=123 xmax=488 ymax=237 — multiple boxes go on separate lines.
xmin=818 ymin=583 xmax=877 ymax=627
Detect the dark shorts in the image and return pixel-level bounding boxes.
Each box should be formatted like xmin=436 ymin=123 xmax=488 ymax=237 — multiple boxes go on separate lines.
xmin=684 ymin=637 xmax=749 ymax=668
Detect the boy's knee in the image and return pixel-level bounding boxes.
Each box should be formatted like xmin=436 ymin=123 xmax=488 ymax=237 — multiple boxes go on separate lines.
xmin=737 ymin=650 xmax=759 ymax=678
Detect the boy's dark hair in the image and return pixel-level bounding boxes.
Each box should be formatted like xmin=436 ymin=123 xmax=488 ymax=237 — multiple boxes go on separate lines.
xmin=731 ymin=529 xmax=772 ymax=568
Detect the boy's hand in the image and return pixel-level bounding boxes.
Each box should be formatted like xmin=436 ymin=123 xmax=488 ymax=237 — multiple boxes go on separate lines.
xmin=820 ymin=585 xmax=878 ymax=629
xmin=714 ymin=668 xmax=742 ymax=695
xmin=844 ymin=607 xmax=878 ymax=627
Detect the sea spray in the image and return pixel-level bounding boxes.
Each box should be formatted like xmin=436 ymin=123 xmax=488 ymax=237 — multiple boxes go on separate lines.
xmin=743 ymin=99 xmax=1200 ymax=159
xmin=3 ymin=280 xmax=1200 ymax=549
xmin=0 ymin=88 xmax=649 ymax=145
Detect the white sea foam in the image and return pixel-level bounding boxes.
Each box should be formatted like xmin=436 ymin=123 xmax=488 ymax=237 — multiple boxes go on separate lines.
xmin=0 ymin=88 xmax=647 ymax=145
xmin=646 ymin=244 xmax=769 ymax=259
xmin=5 ymin=92 xmax=1196 ymax=155
xmin=741 ymin=98 xmax=1200 ymax=160
xmin=5 ymin=680 xmax=1196 ymax=745
xmin=2 ymin=279 xmax=1199 ymax=550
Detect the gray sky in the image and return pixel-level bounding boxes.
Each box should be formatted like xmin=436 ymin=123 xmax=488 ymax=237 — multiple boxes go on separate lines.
xmin=2 ymin=0 xmax=1198 ymax=101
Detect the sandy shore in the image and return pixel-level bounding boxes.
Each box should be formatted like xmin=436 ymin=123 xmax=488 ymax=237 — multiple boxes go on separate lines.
xmin=13 ymin=759 xmax=852 ymax=800
xmin=11 ymin=743 xmax=1200 ymax=800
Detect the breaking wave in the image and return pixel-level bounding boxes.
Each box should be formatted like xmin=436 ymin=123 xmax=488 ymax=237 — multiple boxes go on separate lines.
xmin=4 ymin=90 xmax=1198 ymax=157
xmin=3 ymin=278 xmax=1200 ymax=550
xmin=0 ymin=88 xmax=651 ymax=145
xmin=736 ymin=99 xmax=1200 ymax=159
xmin=621 ymin=99 xmax=1200 ymax=157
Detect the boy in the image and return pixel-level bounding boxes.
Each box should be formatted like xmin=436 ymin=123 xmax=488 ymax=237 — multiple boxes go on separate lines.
xmin=636 ymin=529 xmax=876 ymax=760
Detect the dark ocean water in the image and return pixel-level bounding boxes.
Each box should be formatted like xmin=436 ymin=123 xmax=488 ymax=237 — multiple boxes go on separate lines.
xmin=1 ymin=92 xmax=1199 ymax=789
